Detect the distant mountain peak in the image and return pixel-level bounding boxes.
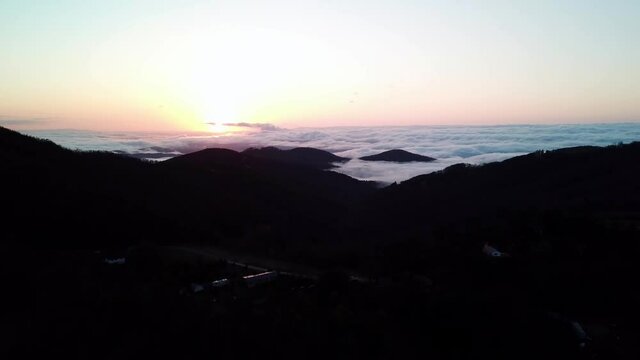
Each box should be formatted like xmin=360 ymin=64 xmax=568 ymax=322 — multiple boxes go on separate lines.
xmin=360 ymin=149 xmax=435 ymax=163
xmin=242 ymin=146 xmax=349 ymax=170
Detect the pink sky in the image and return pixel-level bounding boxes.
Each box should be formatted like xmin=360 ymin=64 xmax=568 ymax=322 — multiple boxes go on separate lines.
xmin=2 ymin=1 xmax=639 ymax=131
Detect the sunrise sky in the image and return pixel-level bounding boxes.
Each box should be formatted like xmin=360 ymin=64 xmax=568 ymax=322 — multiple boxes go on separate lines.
xmin=1 ymin=0 xmax=639 ymax=131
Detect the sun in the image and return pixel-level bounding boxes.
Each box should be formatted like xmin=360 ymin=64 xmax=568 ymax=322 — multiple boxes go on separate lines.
xmin=205 ymin=122 xmax=253 ymax=135
xmin=168 ymin=26 xmax=343 ymax=130
xmin=206 ymin=122 xmax=231 ymax=134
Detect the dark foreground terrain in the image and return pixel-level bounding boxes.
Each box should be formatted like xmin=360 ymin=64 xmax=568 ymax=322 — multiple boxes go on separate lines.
xmin=2 ymin=126 xmax=640 ymax=359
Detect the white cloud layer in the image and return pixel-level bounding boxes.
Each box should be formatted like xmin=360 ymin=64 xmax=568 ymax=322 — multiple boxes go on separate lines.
xmin=24 ymin=123 xmax=640 ymax=183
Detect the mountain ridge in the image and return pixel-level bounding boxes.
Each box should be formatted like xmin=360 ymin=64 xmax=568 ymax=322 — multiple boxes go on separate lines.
xmin=360 ymin=149 xmax=435 ymax=162
xmin=242 ymin=146 xmax=349 ymax=170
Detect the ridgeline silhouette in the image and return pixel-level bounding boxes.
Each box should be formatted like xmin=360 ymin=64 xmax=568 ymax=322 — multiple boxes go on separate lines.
xmin=242 ymin=146 xmax=349 ymax=169
xmin=360 ymin=149 xmax=436 ymax=162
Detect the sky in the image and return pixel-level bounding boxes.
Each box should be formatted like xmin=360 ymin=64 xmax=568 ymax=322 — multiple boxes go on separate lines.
xmin=2 ymin=0 xmax=639 ymax=132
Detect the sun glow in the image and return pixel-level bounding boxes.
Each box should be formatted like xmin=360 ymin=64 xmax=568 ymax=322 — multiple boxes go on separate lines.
xmin=204 ymin=122 xmax=259 ymax=135
xmin=91 ymin=4 xmax=366 ymax=131
xmin=206 ymin=123 xmax=245 ymax=135
xmin=206 ymin=122 xmax=229 ymax=134
xmin=174 ymin=25 xmax=349 ymax=128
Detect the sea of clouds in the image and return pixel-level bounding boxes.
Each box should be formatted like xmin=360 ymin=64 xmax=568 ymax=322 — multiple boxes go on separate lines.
xmin=23 ymin=123 xmax=640 ymax=183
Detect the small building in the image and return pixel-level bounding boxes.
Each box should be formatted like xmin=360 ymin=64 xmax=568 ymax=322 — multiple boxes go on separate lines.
xmin=104 ymin=257 xmax=126 ymax=265
xmin=210 ymin=278 xmax=229 ymax=288
xmin=482 ymin=243 xmax=509 ymax=258
xmin=242 ymin=271 xmax=278 ymax=287
xmin=189 ymin=278 xmax=230 ymax=294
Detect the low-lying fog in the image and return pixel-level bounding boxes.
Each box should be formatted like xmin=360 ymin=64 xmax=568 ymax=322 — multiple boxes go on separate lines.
xmin=23 ymin=123 xmax=640 ymax=183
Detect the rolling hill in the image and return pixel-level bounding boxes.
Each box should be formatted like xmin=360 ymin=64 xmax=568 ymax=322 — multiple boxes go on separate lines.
xmin=360 ymin=149 xmax=435 ymax=162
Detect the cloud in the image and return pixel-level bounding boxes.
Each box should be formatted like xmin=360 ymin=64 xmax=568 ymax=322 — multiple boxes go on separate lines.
xmin=0 ymin=117 xmax=50 ymax=128
xmin=22 ymin=123 xmax=640 ymax=184
xmin=208 ymin=122 xmax=281 ymax=131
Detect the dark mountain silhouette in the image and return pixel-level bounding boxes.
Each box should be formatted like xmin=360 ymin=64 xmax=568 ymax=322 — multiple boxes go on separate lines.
xmin=165 ymin=147 xmax=245 ymax=169
xmin=358 ymin=142 xmax=640 ymax=296
xmin=0 ymin=126 xmax=374 ymax=257
xmin=3 ymin=125 xmax=640 ymax=359
xmin=360 ymin=149 xmax=435 ymax=162
xmin=361 ymin=142 xmax=640 ymax=246
xmin=3 ymin=124 xmax=639 ymax=262
xmin=242 ymin=146 xmax=349 ymax=169
xmin=374 ymin=143 xmax=640 ymax=223
xmin=163 ymin=147 xmax=374 ymax=208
